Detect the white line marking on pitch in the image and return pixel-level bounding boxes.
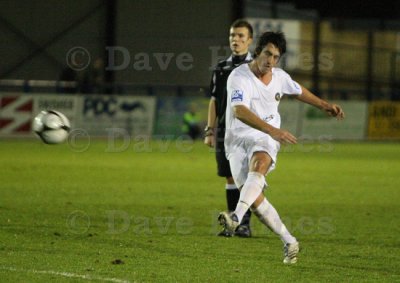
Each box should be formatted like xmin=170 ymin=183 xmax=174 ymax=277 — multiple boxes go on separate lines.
xmin=0 ymin=266 xmax=131 ymax=283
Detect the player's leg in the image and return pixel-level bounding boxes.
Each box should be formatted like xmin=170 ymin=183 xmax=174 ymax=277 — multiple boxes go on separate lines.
xmin=216 ymin=129 xmax=238 ymax=214
xmin=246 ymin=152 xmax=298 ymax=264
xmin=217 ymin=176 xmax=237 ymax=237
xmin=216 ymin=130 xmax=251 ymax=237
xmin=215 ymin=130 xmax=236 ymax=236
xmin=251 ymin=195 xmax=299 ymax=264
xmin=220 ymin=151 xmax=299 ymax=263
xmin=218 ymin=149 xmax=261 ymax=232
xmin=233 ymin=151 xmax=270 ymax=222
xmin=224 ymin=177 xmax=239 ymax=212
xmin=218 ymin=143 xmax=248 ymax=232
xmin=251 ymin=193 xmax=296 ymax=244
xmin=225 ymin=176 xmax=252 ymax=237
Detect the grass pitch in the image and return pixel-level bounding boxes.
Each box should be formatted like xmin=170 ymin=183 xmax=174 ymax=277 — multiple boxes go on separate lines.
xmin=0 ymin=139 xmax=399 ymax=282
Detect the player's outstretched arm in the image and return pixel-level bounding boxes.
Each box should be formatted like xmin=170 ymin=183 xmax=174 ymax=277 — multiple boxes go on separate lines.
xmin=204 ymin=98 xmax=217 ymax=147
xmin=233 ymin=105 xmax=297 ymax=144
xmin=296 ymin=86 xmax=345 ymax=120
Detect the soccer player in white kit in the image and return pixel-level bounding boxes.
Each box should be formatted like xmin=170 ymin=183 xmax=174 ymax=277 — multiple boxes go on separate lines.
xmin=218 ymin=31 xmax=345 ymax=264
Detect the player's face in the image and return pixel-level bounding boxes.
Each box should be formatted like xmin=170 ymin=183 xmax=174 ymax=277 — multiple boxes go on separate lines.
xmin=255 ymin=43 xmax=281 ymax=74
xmin=229 ymin=27 xmax=252 ymax=55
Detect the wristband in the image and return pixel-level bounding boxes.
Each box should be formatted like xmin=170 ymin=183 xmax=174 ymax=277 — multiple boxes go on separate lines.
xmin=204 ymin=126 xmax=213 ymax=133
xmin=204 ymin=126 xmax=214 ymax=137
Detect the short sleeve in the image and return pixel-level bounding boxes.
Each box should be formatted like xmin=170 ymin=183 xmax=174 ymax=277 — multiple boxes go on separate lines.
xmin=280 ymin=71 xmax=302 ymax=96
xmin=227 ymin=71 xmax=251 ymax=108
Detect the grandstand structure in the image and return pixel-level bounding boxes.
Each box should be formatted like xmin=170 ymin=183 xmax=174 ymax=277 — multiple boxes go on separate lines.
xmin=0 ymin=0 xmax=399 ymax=99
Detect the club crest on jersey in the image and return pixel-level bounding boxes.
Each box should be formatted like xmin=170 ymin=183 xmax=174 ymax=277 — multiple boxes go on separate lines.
xmin=231 ymin=90 xmax=243 ymax=102
xmin=275 ymin=92 xmax=281 ymax=101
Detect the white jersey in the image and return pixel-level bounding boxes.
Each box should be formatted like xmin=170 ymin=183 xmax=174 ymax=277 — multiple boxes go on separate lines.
xmin=225 ymin=64 xmax=302 ymax=145
xmin=224 ymin=64 xmax=302 ymax=187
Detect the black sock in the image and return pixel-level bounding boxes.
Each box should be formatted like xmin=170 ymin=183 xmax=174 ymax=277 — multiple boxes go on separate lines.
xmin=241 ymin=210 xmax=252 ymax=226
xmin=226 ymin=188 xmax=251 ymax=227
xmin=226 ymin=189 xmax=240 ymax=212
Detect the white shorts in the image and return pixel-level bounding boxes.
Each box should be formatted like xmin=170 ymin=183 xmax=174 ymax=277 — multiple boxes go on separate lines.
xmin=226 ymin=135 xmax=280 ymax=189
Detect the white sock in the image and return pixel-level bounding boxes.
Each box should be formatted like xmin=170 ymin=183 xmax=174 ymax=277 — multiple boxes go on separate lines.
xmin=253 ymin=198 xmax=297 ymax=244
xmin=225 ymin=184 xmax=237 ymax=190
xmin=234 ymin=172 xmax=265 ymax=222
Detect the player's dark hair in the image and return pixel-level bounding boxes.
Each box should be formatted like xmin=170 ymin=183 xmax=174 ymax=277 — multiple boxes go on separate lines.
xmin=253 ymin=31 xmax=286 ymax=58
xmin=230 ymin=19 xmax=253 ymax=38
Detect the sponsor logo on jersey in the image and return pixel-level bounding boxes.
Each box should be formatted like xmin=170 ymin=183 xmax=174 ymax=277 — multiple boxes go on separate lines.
xmin=263 ymin=114 xmax=274 ymax=122
xmin=231 ymin=90 xmax=243 ymax=102
xmin=275 ymin=92 xmax=281 ymax=101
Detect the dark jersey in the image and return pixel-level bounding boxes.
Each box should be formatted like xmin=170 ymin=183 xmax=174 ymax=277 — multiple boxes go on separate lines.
xmin=209 ymin=52 xmax=253 ymax=130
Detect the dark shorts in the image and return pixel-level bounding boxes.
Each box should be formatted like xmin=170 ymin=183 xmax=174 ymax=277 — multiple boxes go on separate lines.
xmin=215 ymin=128 xmax=232 ymax=177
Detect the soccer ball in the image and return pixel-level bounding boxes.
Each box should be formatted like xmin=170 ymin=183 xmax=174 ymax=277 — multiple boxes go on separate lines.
xmin=32 ymin=110 xmax=71 ymax=144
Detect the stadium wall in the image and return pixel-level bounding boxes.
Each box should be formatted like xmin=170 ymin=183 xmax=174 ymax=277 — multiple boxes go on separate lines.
xmin=3 ymin=93 xmax=400 ymax=140
xmin=0 ymin=94 xmax=156 ymax=138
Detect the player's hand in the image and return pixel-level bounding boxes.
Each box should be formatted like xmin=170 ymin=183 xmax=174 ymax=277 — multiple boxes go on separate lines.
xmin=204 ymin=135 xmax=215 ymax=148
xmin=269 ymin=128 xmax=297 ymax=144
xmin=325 ymin=104 xmax=345 ymax=120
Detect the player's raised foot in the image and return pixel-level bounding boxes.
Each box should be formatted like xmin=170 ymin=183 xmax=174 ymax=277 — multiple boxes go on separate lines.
xmin=218 ymin=212 xmax=239 ymax=234
xmin=283 ymin=241 xmax=299 ymax=264
xmin=234 ymin=225 xmax=252 ymax=238
xmin=217 ymin=228 xmax=234 ymax=237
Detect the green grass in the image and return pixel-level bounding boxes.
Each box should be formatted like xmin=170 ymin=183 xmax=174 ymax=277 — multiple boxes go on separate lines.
xmin=0 ymin=139 xmax=399 ymax=282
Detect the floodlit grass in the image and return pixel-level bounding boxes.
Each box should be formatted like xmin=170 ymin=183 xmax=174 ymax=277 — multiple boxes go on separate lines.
xmin=0 ymin=139 xmax=399 ymax=282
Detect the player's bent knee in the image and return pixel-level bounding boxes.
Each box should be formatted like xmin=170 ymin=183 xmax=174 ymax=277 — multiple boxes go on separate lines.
xmin=251 ymin=152 xmax=273 ymax=173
